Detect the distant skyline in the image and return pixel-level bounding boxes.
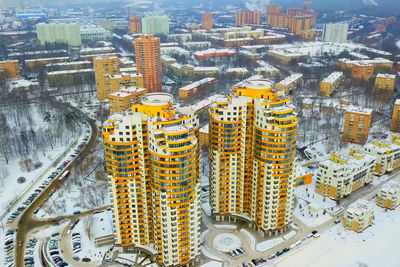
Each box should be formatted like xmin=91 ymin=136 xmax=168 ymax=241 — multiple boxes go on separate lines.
xmin=2 ymin=0 xmax=400 ymax=16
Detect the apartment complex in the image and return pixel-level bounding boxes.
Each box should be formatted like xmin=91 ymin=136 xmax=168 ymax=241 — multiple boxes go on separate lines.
xmin=109 ymin=86 xmax=148 ymax=114
xmin=209 ymin=78 xmax=298 ymax=236
xmin=36 ymin=23 xmax=81 ymax=46
xmin=342 ymin=106 xmax=373 ymax=145
xmin=323 ymin=23 xmax=349 ymax=42
xmin=266 ymin=3 xmax=317 ymax=36
xmin=202 ymin=12 xmax=213 ymax=30
xmin=320 ymin=71 xmax=343 ymax=96
xmin=377 ymin=181 xmax=400 ymax=210
xmin=129 ymin=16 xmax=142 ymax=34
xmin=94 ymin=56 xmax=120 ymax=100
xmin=103 ymin=92 xmax=201 ymax=266
xmin=363 ymin=136 xmax=400 ymax=175
xmin=135 ymin=35 xmax=162 ymax=93
xmin=390 ymin=99 xmax=400 ymax=133
xmin=142 ymin=16 xmax=170 ymax=35
xmin=235 ymin=10 xmax=261 ymax=26
xmin=343 ymin=199 xmax=374 ymax=232
xmin=374 ymin=73 xmax=395 ymax=90
xmin=315 ymin=149 xmax=375 ymax=200
xmin=0 ymin=60 xmax=20 ymax=78
xmin=275 ymin=73 xmax=303 ymax=94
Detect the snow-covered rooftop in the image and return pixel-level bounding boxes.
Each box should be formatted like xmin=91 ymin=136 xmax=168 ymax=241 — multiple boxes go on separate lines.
xmin=277 ymin=73 xmax=303 ymax=86
xmin=180 ymin=77 xmax=215 ymax=91
xmin=346 ymin=106 xmax=373 ymax=115
xmin=376 ymin=73 xmax=395 ymax=79
xmin=322 ymin=71 xmax=343 ymax=83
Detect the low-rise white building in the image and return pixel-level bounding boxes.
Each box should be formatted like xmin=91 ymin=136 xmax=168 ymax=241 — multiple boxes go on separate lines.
xmin=377 ymin=181 xmax=400 ymax=210
xmin=343 ymin=199 xmax=374 ymax=233
xmin=315 ymin=149 xmax=376 ymax=200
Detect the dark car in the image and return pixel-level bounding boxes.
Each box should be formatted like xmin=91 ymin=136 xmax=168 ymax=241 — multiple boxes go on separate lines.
xmin=276 ymin=251 xmax=283 ymax=257
xmin=283 ymin=248 xmax=290 ymax=253
xmin=251 ymin=259 xmax=258 ymax=266
xmin=82 ymin=258 xmax=91 ymax=262
xmin=312 ymin=230 xmax=318 ymax=235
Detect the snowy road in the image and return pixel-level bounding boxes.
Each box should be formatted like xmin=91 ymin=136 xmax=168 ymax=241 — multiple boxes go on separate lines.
xmin=13 ymin=102 xmax=99 ymax=267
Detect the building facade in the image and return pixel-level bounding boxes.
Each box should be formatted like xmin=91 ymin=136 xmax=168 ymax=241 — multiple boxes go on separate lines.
xmin=320 ymin=71 xmax=343 ymax=96
xmin=275 ymin=73 xmax=303 ymax=94
xmin=342 ymin=106 xmax=373 ymax=145
xmin=343 ymin=199 xmax=374 ymax=233
xmin=103 ymin=93 xmax=201 ymax=266
xmin=36 ymin=23 xmax=81 ymax=46
xmin=315 ymin=149 xmax=375 ymax=200
xmin=202 ymin=12 xmax=213 ymax=30
xmin=363 ymin=136 xmax=400 ymax=176
xmin=323 ymin=23 xmax=349 ymax=43
xmin=129 ymin=16 xmax=142 ymax=34
xmin=209 ymin=78 xmax=298 ymax=236
xmin=94 ymin=56 xmax=120 ymax=100
xmin=374 ymin=73 xmax=395 ymax=90
xmin=142 ymin=16 xmax=170 ymax=35
xmin=135 ymin=35 xmax=162 ymax=93
xmin=109 ymin=86 xmax=148 ymax=114
xmin=377 ymin=181 xmax=400 ymax=210
xmin=0 ymin=60 xmax=20 ymax=78
xmin=390 ymin=99 xmax=400 ymax=133
xmin=235 ymin=10 xmax=261 ymax=26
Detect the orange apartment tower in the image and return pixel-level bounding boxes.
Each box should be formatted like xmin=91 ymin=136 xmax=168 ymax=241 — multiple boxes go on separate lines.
xmin=236 ymin=10 xmax=261 ymax=26
xmin=202 ymin=12 xmax=213 ymax=30
xmin=104 ymin=92 xmax=201 ymax=266
xmin=209 ymin=78 xmax=298 ymax=236
xmin=343 ymin=106 xmax=373 ymax=145
xmin=134 ymin=35 xmax=162 ymax=93
xmin=129 ymin=16 xmax=142 ymax=34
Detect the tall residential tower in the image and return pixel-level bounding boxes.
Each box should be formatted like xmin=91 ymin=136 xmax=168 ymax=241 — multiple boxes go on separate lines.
xmin=134 ymin=35 xmax=162 ymax=93
xmin=209 ymin=78 xmax=298 ymax=236
xmin=103 ymin=93 xmax=201 ymax=266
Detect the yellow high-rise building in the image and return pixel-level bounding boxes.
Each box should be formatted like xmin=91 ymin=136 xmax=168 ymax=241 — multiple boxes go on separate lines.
xmin=103 ymin=93 xmax=201 ymax=266
xmin=94 ymin=56 xmax=120 ymax=100
xmin=209 ymin=78 xmax=298 ymax=236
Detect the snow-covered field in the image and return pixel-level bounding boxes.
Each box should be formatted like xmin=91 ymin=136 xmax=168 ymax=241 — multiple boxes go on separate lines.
xmin=276 ymin=197 xmax=400 ymax=267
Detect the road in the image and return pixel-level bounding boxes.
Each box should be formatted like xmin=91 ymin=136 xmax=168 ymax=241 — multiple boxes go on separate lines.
xmin=14 ymin=102 xmax=99 ymax=267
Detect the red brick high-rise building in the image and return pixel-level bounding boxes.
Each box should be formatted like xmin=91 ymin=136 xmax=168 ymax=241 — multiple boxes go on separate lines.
xmin=134 ymin=35 xmax=162 ymax=92
xmin=129 ymin=16 xmax=142 ymax=34
xmin=202 ymin=12 xmax=213 ymax=30
xmin=236 ymin=10 xmax=261 ymax=26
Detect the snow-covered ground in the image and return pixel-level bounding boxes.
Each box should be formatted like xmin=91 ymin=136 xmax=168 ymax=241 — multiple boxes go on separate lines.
xmin=256 ymin=236 xmax=284 ymax=252
xmin=276 ymin=198 xmax=400 ymax=267
xmin=69 ymin=217 xmax=112 ymax=265
xmin=294 ymin=176 xmax=338 ymax=227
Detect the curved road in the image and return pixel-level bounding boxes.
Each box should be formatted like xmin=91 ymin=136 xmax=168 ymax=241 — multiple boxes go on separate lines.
xmin=14 ymin=102 xmax=100 ymax=267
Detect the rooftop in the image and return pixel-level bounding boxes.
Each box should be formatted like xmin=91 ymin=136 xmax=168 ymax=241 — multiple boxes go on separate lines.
xmin=141 ymin=93 xmax=173 ymax=107
xmin=277 ymin=73 xmax=303 ymax=86
xmin=346 ymin=105 xmax=373 ymax=115
xmin=376 ymin=73 xmax=396 ymax=79
xmin=322 ymin=71 xmax=343 ymax=83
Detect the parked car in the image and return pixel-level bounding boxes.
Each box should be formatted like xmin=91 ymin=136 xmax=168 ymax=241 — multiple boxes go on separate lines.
xmin=82 ymin=258 xmax=91 ymax=262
